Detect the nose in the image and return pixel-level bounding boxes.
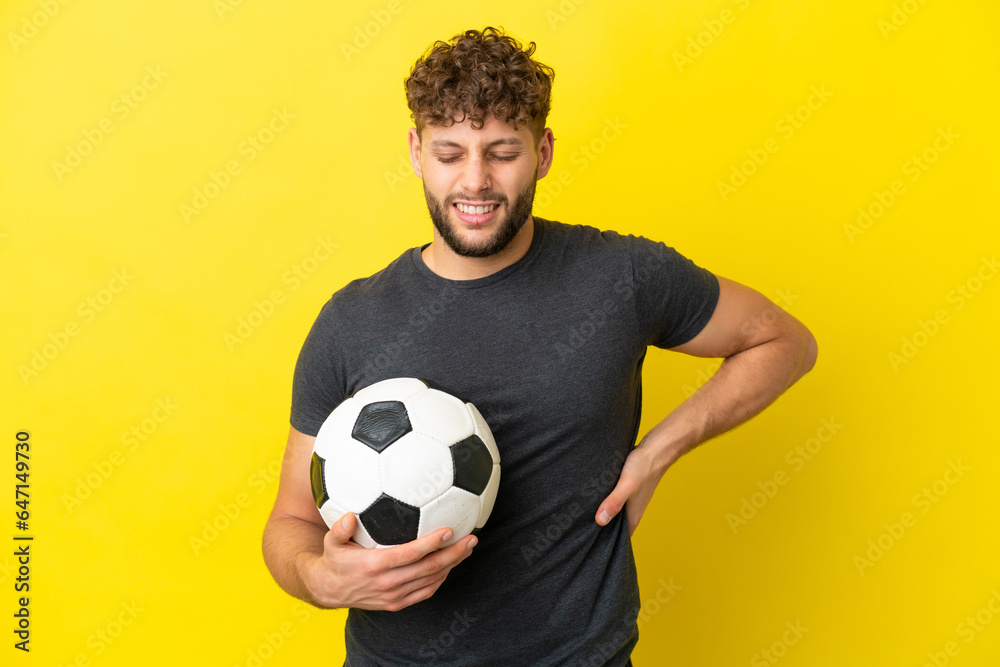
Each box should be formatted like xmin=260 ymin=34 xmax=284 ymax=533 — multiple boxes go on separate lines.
xmin=459 ymin=156 xmax=491 ymax=194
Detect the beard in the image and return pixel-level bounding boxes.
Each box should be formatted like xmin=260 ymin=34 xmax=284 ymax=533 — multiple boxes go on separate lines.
xmin=423 ymin=173 xmax=537 ymax=259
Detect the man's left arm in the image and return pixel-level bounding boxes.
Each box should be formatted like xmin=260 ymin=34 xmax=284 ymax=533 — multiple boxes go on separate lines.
xmin=596 ymin=275 xmax=819 ymax=534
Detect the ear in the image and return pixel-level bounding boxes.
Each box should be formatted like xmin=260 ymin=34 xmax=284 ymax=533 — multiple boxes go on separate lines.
xmin=536 ymin=127 xmax=555 ymax=180
xmin=408 ymin=127 xmax=423 ymax=178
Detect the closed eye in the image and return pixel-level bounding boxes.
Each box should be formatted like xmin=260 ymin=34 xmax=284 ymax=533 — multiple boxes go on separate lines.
xmin=435 ymin=154 xmax=521 ymax=164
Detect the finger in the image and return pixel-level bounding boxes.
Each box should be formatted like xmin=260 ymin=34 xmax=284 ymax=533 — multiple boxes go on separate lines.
xmin=387 ymin=567 xmax=452 ymax=603
xmin=380 ymin=575 xmax=450 ymax=612
xmin=384 ymin=534 xmax=477 ymax=589
xmin=381 ymin=526 xmax=460 ymax=569
xmin=595 ymin=476 xmax=638 ymax=526
xmin=327 ymin=512 xmax=358 ymax=545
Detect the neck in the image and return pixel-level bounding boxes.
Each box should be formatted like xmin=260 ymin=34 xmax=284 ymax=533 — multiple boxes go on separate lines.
xmin=422 ymin=216 xmax=536 ymax=281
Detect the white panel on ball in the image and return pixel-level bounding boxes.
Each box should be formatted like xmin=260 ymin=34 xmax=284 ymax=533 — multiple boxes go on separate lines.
xmin=380 ymin=433 xmax=454 ymax=508
xmin=477 ymin=465 xmax=501 ymax=528
xmin=405 ymin=389 xmax=474 ymax=444
xmin=318 ymin=497 xmax=349 ymax=529
xmin=467 ymin=403 xmax=500 ymax=464
xmin=314 ymin=397 xmax=363 ymax=449
xmin=352 ymin=377 xmax=428 ymax=404
xmin=420 ymin=486 xmax=480 ymax=547
xmin=324 ymin=439 xmax=382 ymax=511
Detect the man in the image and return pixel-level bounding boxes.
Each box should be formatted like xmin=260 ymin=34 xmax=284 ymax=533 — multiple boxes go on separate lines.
xmin=263 ymin=26 xmax=817 ymax=666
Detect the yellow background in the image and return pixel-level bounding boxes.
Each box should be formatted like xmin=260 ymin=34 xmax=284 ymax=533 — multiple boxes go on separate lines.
xmin=2 ymin=0 xmax=998 ymax=664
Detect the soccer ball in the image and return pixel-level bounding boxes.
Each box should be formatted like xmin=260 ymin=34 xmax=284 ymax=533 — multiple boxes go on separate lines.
xmin=309 ymin=377 xmax=501 ymax=548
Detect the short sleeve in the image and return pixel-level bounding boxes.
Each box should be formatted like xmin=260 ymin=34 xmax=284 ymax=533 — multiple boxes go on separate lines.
xmin=622 ymin=234 xmax=720 ymax=349
xmin=289 ymin=300 xmax=347 ymax=436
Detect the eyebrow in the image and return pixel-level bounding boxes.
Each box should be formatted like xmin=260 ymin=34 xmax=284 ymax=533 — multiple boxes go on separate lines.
xmin=428 ymin=137 xmax=525 ymax=150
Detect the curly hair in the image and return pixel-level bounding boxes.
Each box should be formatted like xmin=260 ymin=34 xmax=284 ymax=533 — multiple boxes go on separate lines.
xmin=405 ymin=26 xmax=555 ymax=146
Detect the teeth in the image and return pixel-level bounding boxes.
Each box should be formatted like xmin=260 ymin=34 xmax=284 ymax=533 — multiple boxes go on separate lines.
xmin=456 ymin=203 xmax=497 ymax=215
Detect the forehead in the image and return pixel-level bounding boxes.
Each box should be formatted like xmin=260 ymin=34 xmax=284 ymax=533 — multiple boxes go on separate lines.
xmin=422 ymin=115 xmax=532 ymax=149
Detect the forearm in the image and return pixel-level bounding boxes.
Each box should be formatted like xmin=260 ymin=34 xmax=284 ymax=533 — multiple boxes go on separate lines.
xmin=643 ymin=329 xmax=816 ymax=473
xmin=595 ymin=280 xmax=817 ymax=533
xmin=262 ymin=515 xmax=329 ymax=607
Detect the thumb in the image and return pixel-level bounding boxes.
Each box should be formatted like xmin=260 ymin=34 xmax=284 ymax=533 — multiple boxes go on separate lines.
xmin=328 ymin=512 xmax=357 ymax=544
xmin=595 ymin=475 xmax=638 ymax=527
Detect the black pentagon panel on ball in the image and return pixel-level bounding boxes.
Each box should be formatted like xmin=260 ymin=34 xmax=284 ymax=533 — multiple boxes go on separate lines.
xmin=310 ymin=452 xmax=330 ymax=508
xmin=352 ymin=400 xmax=412 ymax=452
xmin=359 ymin=493 xmax=420 ymax=545
xmin=450 ymin=435 xmax=494 ymax=495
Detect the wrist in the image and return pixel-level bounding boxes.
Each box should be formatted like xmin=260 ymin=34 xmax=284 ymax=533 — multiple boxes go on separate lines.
xmin=294 ymin=549 xmax=331 ymax=608
xmin=638 ymin=421 xmax=690 ymax=476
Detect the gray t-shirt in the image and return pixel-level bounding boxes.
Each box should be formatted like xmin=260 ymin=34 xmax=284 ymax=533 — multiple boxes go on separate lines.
xmin=290 ymin=217 xmax=719 ymax=666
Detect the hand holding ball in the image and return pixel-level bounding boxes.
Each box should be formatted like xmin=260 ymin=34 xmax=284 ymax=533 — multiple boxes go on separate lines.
xmin=310 ymin=378 xmax=500 ymax=548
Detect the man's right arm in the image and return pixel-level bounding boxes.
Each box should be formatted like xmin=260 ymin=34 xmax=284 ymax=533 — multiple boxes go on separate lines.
xmin=262 ymin=425 xmax=478 ymax=611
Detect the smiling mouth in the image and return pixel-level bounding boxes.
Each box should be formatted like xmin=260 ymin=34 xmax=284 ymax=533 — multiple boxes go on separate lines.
xmin=454 ymin=202 xmax=499 ymax=215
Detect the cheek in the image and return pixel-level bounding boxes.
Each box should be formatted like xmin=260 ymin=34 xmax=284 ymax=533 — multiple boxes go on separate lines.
xmin=427 ymin=170 xmax=458 ymax=194
xmin=504 ymin=175 xmax=532 ymax=198
xmin=512 ymin=165 xmax=537 ymax=188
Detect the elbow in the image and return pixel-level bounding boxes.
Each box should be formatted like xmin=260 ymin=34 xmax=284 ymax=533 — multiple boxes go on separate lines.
xmin=800 ymin=325 xmax=818 ymax=375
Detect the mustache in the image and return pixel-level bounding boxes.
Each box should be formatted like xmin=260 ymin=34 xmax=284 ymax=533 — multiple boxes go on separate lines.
xmin=446 ymin=193 xmax=506 ymax=205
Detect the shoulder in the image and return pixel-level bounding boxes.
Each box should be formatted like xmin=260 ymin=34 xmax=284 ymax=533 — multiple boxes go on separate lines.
xmin=538 ymin=217 xmax=716 ymax=294
xmin=536 ymin=219 xmax=635 ymax=265
xmin=540 ymin=218 xmax=624 ymax=245
xmin=554 ymin=219 xmax=701 ymax=271
xmin=536 ymin=219 xmax=696 ymax=281
xmin=540 ymin=218 xmax=676 ymax=255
